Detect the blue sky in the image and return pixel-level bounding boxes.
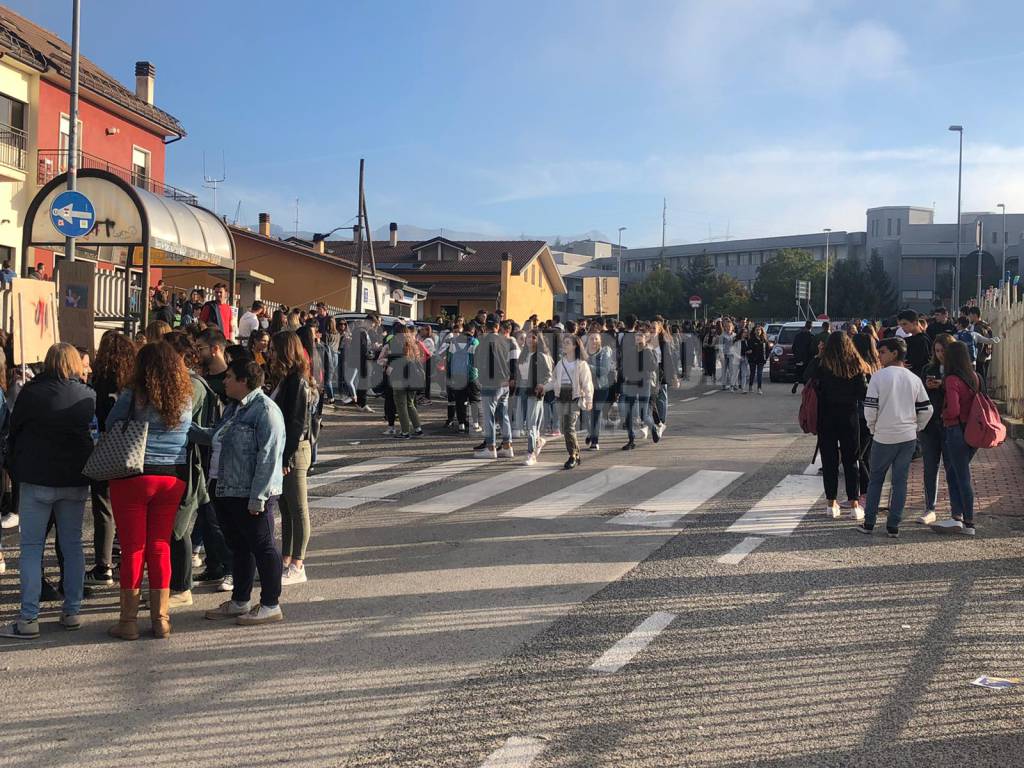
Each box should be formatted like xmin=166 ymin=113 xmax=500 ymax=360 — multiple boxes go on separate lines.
xmin=15 ymin=0 xmax=1024 ymax=247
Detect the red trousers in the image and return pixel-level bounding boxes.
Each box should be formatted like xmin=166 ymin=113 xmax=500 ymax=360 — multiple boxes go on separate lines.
xmin=110 ymin=475 xmax=185 ymax=590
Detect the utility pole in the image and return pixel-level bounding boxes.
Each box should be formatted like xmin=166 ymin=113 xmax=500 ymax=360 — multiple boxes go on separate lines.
xmin=823 ymin=228 xmax=832 ymax=317
xmin=65 ymin=0 xmax=81 ymax=263
xmin=662 ymin=198 xmax=667 ymax=248
xmin=294 ymin=197 xmax=299 ymax=236
xmin=950 ymin=125 xmax=964 ymax=308
xmin=203 ymin=151 xmax=227 ymax=216
xmin=975 ymin=217 xmax=983 ymax=303
xmin=998 ymin=203 xmax=1007 ymax=287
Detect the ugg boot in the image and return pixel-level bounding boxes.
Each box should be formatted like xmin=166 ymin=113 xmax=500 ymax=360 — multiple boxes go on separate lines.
xmin=150 ymin=588 xmax=171 ymax=638
xmin=107 ymin=589 xmax=141 ymax=641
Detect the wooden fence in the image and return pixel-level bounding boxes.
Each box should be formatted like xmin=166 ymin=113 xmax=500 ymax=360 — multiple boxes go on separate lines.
xmin=982 ymin=284 xmax=1024 ymax=419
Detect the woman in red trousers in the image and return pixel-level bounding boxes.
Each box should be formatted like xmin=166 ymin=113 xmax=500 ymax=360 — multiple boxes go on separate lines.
xmin=106 ymin=341 xmax=192 ymax=640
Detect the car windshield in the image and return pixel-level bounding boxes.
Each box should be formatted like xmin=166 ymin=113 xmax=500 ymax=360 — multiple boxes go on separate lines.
xmin=777 ymin=327 xmax=804 ymax=344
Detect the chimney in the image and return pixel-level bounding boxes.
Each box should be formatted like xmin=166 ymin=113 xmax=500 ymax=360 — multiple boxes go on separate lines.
xmin=316 ymin=239 xmax=325 ymax=254
xmin=135 ymin=61 xmax=155 ymax=105
xmin=352 ymin=225 xmax=360 ymax=242
xmin=389 ymin=222 xmax=398 ymax=247
xmin=258 ymin=212 xmax=271 ymax=237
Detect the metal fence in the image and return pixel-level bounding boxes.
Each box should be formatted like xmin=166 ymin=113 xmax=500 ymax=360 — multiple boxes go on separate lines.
xmin=982 ymin=284 xmax=1024 ymax=419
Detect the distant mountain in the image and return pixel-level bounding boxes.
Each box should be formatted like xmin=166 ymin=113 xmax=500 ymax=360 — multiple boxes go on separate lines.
xmin=371 ymin=224 xmax=611 ymax=246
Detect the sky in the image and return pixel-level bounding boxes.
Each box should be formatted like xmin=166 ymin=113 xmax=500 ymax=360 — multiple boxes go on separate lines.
xmin=14 ymin=0 xmax=1024 ymax=247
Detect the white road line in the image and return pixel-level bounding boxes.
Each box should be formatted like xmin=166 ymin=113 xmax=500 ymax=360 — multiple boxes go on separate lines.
xmin=309 ymin=458 xmax=487 ymax=510
xmin=609 ymin=469 xmax=742 ymax=528
xmin=401 ymin=464 xmax=560 ymax=514
xmin=726 ymin=474 xmax=823 ymax=536
xmin=312 ymin=451 xmax=346 ymax=462
xmin=681 ymin=396 xmax=698 ymax=403
xmin=307 ymin=456 xmax=417 ymax=490
xmin=480 ymin=736 xmax=547 ymax=768
xmin=502 ymin=465 xmax=654 ymax=519
xmin=803 ymin=456 xmax=822 ymax=475
xmin=702 ymin=389 xmax=719 ymax=396
xmin=718 ymin=536 xmax=765 ymax=564
xmin=589 ymin=611 xmax=677 ymax=674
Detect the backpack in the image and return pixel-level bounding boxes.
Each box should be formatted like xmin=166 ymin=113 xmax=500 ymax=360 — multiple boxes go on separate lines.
xmin=955 ymin=329 xmax=976 ymax=361
xmin=964 ymin=389 xmax=1006 ymax=449
xmin=448 ymin=341 xmax=472 ymax=378
xmin=799 ymin=380 xmax=818 ymax=435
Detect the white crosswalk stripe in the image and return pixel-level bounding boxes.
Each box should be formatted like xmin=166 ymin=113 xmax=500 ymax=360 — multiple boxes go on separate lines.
xmin=307 ymin=456 xmax=417 ymax=491
xmin=309 ymin=458 xmax=489 ymax=510
xmin=609 ymin=469 xmax=742 ymax=528
xmin=501 ymin=465 xmax=654 ymax=520
xmin=479 ymin=736 xmax=547 ymax=767
xmin=726 ymin=474 xmax=823 ymax=536
xmin=401 ymin=464 xmax=561 ymax=514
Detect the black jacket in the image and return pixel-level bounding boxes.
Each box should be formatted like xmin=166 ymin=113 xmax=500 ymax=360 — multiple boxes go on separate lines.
xmin=926 ymin=320 xmax=955 ymax=341
xmin=744 ymin=339 xmax=769 ymax=365
xmin=905 ymin=333 xmax=931 ymax=378
xmin=10 ymin=374 xmax=96 ymax=487
xmin=153 ymin=304 xmax=175 ymax=327
xmin=922 ymin=360 xmax=945 ymax=427
xmin=272 ymin=372 xmax=312 ymax=468
xmin=792 ymin=330 xmax=814 ymax=364
xmin=814 ymin=369 xmax=868 ymax=410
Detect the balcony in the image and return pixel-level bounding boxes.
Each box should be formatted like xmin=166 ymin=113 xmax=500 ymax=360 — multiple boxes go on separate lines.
xmin=0 ymin=123 xmax=27 ymax=175
xmin=36 ymin=149 xmax=198 ymax=206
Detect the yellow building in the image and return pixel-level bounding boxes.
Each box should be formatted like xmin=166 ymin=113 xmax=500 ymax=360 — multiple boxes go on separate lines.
xmin=325 ymin=230 xmax=566 ymax=323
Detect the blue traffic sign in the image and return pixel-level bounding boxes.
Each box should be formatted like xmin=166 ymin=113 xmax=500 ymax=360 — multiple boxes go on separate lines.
xmin=49 ymin=190 xmax=96 ymax=238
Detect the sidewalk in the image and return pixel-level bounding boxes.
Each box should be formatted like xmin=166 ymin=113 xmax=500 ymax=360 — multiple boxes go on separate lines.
xmin=904 ymin=438 xmax=1024 ymax=520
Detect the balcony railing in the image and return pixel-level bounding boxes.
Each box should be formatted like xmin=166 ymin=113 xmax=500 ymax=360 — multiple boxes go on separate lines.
xmin=36 ymin=149 xmax=199 ymax=206
xmin=0 ymin=123 xmax=27 ymax=171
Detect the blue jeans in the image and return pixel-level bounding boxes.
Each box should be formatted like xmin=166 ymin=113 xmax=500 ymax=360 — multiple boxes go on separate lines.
xmin=589 ymin=388 xmax=610 ymax=444
xmin=324 ymin=348 xmax=339 ymax=399
xmin=515 ymin=390 xmax=530 ymax=431
xmin=525 ymin=397 xmax=545 ymax=455
xmin=920 ymin=421 xmax=944 ymax=512
xmin=623 ymin=395 xmax=653 ymax=443
xmin=654 ymin=383 xmax=668 ymax=425
xmin=18 ymin=483 xmax=87 ymax=621
xmin=943 ymin=424 xmax=977 ymax=522
xmin=863 ymin=439 xmax=916 ymax=530
xmin=481 ymin=386 xmax=511 ymax=448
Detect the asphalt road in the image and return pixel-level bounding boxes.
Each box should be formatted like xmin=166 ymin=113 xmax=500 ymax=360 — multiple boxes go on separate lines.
xmin=1 ymin=376 xmax=1022 ymax=768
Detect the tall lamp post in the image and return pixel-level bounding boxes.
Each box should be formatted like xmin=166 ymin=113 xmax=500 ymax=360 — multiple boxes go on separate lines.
xmin=949 ymin=125 xmax=964 ymax=309
xmin=822 ymin=227 xmax=832 ymax=317
xmin=617 ymin=226 xmax=627 ymax=311
xmin=997 ymin=202 xmax=1007 ymax=288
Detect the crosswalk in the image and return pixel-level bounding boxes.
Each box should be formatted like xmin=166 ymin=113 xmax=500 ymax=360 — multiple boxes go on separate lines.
xmin=608 ymin=470 xmax=743 ymax=528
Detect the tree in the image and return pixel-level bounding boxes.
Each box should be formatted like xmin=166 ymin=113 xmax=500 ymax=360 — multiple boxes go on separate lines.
xmin=621 ymin=266 xmax=685 ymax=319
xmin=751 ymin=248 xmax=825 ymax=319
xmin=827 ymin=258 xmax=870 ymax=318
xmin=865 ymin=251 xmax=898 ymax=318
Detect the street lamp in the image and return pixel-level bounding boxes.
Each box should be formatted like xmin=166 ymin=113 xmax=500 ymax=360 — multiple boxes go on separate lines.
xmin=997 ymin=202 xmax=1007 ymax=289
xmin=950 ymin=125 xmax=964 ymax=309
xmin=617 ymin=226 xmax=626 ymax=305
xmin=822 ymin=228 xmax=832 ymax=317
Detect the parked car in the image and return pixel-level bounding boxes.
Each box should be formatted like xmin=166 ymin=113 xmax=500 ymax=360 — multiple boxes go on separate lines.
xmin=768 ymin=321 xmax=825 ymax=383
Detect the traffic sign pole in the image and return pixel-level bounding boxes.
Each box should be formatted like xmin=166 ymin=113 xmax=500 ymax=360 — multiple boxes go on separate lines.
xmin=66 ymin=0 xmax=82 ymax=263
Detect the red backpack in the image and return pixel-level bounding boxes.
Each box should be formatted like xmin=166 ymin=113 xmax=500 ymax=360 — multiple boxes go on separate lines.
xmin=964 ymin=389 xmax=1006 ymax=449
xmin=799 ymin=381 xmax=818 ymax=435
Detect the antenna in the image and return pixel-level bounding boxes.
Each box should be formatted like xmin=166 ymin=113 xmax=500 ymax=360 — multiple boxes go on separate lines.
xmin=202 ymin=151 xmax=226 ymax=215
xmin=232 ymin=200 xmax=242 ymax=225
xmin=662 ymin=197 xmax=667 ymax=248
xmin=294 ymin=197 xmax=299 ymax=236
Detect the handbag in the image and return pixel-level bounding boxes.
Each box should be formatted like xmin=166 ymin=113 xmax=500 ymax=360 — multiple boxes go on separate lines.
xmin=557 ymin=361 xmax=574 ymax=404
xmin=83 ymin=393 xmax=149 ymax=482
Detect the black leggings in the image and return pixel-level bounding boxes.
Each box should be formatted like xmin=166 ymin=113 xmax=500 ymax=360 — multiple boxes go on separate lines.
xmin=818 ymin=407 xmax=861 ymax=502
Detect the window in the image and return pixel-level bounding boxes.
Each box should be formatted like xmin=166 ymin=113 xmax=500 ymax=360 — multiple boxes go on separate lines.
xmin=992 ymin=231 xmax=998 ymax=245
xmin=887 ymin=218 xmax=892 ymax=236
xmin=901 ymin=289 xmax=934 ymax=301
xmin=896 ymin=219 xmax=901 ymax=235
xmin=58 ymin=114 xmax=84 ymax=172
xmin=131 ymin=146 xmax=151 ymax=188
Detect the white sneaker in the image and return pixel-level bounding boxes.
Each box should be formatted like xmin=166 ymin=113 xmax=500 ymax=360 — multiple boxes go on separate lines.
xmin=236 ymin=604 xmax=284 ymax=626
xmin=523 ymin=453 xmax=537 ymax=467
xmin=205 ymin=599 xmax=250 ymax=620
xmin=191 ymin=553 xmax=203 ymax=568
xmin=360 ymin=405 xmax=374 ymax=413
xmin=0 ymin=553 xmax=5 ymax=574
xmin=931 ymin=519 xmax=965 ymax=534
xmin=218 ymin=574 xmax=234 ymax=592
xmin=535 ymin=437 xmax=547 ymax=457
xmin=0 ymin=512 xmax=18 ymax=530
xmin=826 ymin=503 xmax=841 ymax=519
xmin=340 ymin=396 xmax=354 ymax=405
xmin=497 ymin=443 xmax=515 ymax=459
xmin=758 ymin=388 xmax=764 ymax=395
xmin=917 ymin=511 xmax=937 ymax=525
xmin=474 ymin=447 xmax=497 ymax=459
xmin=655 ymin=424 xmax=666 ymax=439
xmin=639 ymin=426 xmax=649 ymax=440
xmin=512 ymin=429 xmax=522 ymax=439
xmin=281 ymin=563 xmax=308 ymax=585
xmin=382 ymin=426 xmax=396 ymax=436
xmin=472 ymin=423 xmax=483 ymax=433
xmin=851 ymin=506 xmax=865 ymax=522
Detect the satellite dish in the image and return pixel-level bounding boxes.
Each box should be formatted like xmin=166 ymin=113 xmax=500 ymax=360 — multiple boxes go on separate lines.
xmin=391 ymin=289 xmax=404 ymax=302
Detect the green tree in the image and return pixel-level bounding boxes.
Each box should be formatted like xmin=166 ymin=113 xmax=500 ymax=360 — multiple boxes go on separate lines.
xmin=621 ymin=266 xmax=685 ymax=318
xmin=865 ymin=251 xmax=898 ymax=318
xmin=826 ymin=258 xmax=869 ymax=318
xmin=751 ymin=248 xmax=825 ymax=318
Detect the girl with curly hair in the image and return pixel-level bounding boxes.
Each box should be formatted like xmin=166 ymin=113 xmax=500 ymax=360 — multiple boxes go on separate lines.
xmin=106 ymin=342 xmax=192 ymax=640
xmin=85 ymin=331 xmax=138 ymax=586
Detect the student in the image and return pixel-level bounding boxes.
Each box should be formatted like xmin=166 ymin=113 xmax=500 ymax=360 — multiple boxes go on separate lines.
xmin=445 ymin=319 xmax=479 ymax=434
xmin=932 ymin=341 xmax=982 ymax=536
xmin=550 ymin=333 xmax=594 ymax=469
xmin=917 ymin=333 xmax=953 ymax=526
xmin=897 ymin=309 xmax=931 ymax=378
xmin=790 ymin=320 xmax=814 ymax=394
xmin=199 ymin=283 xmax=234 ymax=341
xmin=716 ymin=320 xmax=738 ymax=391
xmin=520 ymin=330 xmax=554 ymax=466
xmin=926 ymin=307 xmax=956 ymax=340
xmin=745 ymin=325 xmax=769 ymax=394
xmin=855 ymin=337 xmax=932 ymax=538
xmin=474 ymin=318 xmax=513 ymax=459
xmin=811 ymin=333 xmax=869 ymax=521
xmin=585 ymin=331 xmax=615 ymax=450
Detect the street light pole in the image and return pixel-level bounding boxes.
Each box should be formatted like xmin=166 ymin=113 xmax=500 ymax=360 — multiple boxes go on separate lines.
xmin=822 ymin=228 xmax=831 ymax=317
xmin=975 ymin=217 xmax=984 ymax=304
xmin=617 ymin=226 xmax=626 ymax=314
xmin=65 ymin=0 xmax=81 ymax=263
xmin=998 ymin=202 xmax=1007 ymax=289
xmin=950 ymin=125 xmax=964 ymax=309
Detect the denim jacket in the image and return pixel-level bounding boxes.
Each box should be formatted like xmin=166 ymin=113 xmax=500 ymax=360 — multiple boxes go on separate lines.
xmin=108 ymin=390 xmax=191 ymax=467
xmin=190 ymin=388 xmax=285 ymax=508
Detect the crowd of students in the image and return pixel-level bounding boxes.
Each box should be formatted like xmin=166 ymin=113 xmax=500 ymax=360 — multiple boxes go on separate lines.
xmin=0 ymin=291 xmax=1002 ymax=639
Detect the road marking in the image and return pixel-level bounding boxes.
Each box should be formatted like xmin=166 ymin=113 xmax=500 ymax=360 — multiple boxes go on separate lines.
xmin=312 ymin=451 xmax=346 ymax=462
xmin=502 ymin=465 xmax=654 ymax=519
xmin=401 ymin=464 xmax=560 ymax=514
xmin=702 ymin=389 xmax=719 ymax=396
xmin=609 ymin=469 xmax=742 ymax=528
xmin=310 ymin=458 xmax=487 ymax=509
xmin=307 ymin=456 xmax=417 ymax=490
xmin=681 ymin=396 xmax=698 ymax=403
xmin=718 ymin=536 xmax=765 ymax=564
xmin=589 ymin=611 xmax=677 ymax=673
xmin=480 ymin=736 xmax=547 ymax=767
xmin=727 ymin=474 xmax=823 ymax=536
xmin=803 ymin=456 xmax=821 ymax=475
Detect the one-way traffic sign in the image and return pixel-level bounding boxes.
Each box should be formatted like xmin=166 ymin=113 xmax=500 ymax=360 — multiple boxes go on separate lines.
xmin=49 ymin=190 xmax=95 ymax=238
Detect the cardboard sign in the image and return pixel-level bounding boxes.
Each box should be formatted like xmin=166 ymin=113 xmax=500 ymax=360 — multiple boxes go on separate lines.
xmin=12 ymin=277 xmax=59 ymax=365
xmin=56 ymin=260 xmax=96 ymax=355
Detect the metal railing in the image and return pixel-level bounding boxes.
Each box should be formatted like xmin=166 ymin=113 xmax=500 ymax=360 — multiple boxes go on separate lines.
xmin=0 ymin=270 xmax=143 ymax=334
xmin=982 ymin=283 xmax=1024 ymax=419
xmin=36 ymin=149 xmax=199 ymax=205
xmin=0 ymin=123 xmax=27 ymax=171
